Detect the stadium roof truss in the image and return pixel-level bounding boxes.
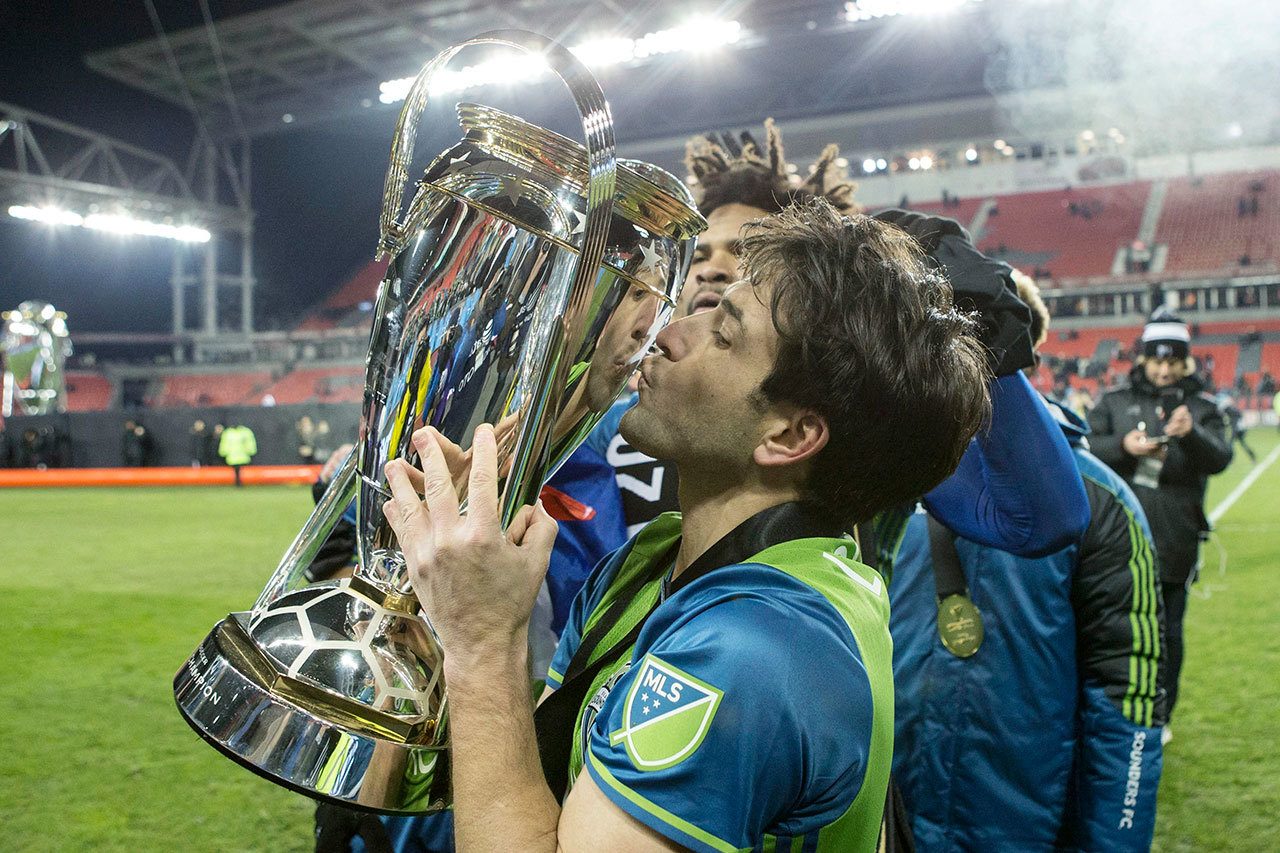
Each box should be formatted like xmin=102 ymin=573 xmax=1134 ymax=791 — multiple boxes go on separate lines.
xmin=0 ymin=100 xmax=247 ymax=230
xmin=85 ymin=0 xmax=730 ymax=139
xmin=0 ymin=101 xmax=256 ymax=348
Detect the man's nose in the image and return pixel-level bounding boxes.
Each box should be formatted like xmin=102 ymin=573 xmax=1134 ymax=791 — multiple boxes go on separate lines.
xmin=696 ymin=266 xmax=733 ymax=285
xmin=695 ymin=250 xmax=737 ymax=285
xmin=653 ymin=315 xmax=686 ymax=360
xmin=630 ymin=300 xmax=656 ymax=341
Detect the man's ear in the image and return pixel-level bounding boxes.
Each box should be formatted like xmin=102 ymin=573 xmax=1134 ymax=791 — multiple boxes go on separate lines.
xmin=754 ymin=410 xmax=829 ymax=469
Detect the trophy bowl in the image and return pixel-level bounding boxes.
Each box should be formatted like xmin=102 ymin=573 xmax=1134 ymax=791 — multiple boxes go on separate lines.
xmin=174 ymin=30 xmax=705 ymax=813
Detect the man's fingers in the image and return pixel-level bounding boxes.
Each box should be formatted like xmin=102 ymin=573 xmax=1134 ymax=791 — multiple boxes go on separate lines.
xmin=384 ymin=459 xmax=426 ymax=523
xmin=506 ymin=503 xmax=534 ymax=545
xmin=415 ymin=429 xmax=461 ymax=520
xmin=414 ymin=426 xmax=474 ymax=491
xmin=467 ymin=423 xmax=500 ymax=528
xmin=439 ymin=430 xmax=469 ymax=473
xmin=401 ymin=461 xmax=426 ymax=494
xmin=382 ymin=498 xmax=404 ymax=535
xmin=520 ymin=500 xmax=559 ymax=556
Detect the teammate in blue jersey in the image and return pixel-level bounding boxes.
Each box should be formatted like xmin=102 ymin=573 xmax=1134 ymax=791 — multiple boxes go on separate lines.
xmin=589 ymin=123 xmax=1087 ymax=564
xmin=381 ymin=199 xmax=991 ymax=851
xmin=889 ymin=275 xmax=1166 ymax=850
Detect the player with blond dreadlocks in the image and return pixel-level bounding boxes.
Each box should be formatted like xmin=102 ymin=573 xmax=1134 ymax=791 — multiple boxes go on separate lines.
xmin=678 ymin=120 xmax=860 ymax=317
xmin=572 ymin=122 xmax=877 ymax=539
xmin=595 ymin=120 xmax=1084 ymax=559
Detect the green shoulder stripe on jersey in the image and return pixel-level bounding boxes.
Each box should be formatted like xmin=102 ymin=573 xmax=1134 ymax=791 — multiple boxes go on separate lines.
xmin=580 ymin=513 xmax=682 ymax=668
xmin=588 ymin=749 xmax=746 ymax=853
xmin=576 ymin=524 xmax=893 ymax=851
xmin=566 ymin=516 xmax=680 ymax=784
xmin=1084 ymin=473 xmax=1160 ymax=728
xmin=747 ymin=537 xmax=894 ymax=853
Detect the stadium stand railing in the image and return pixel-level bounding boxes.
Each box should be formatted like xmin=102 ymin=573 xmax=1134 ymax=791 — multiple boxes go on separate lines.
xmin=52 ymin=170 xmax=1280 ymax=419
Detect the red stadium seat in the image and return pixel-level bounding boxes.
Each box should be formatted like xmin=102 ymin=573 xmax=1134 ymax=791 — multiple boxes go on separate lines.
xmin=1157 ymin=171 xmax=1280 ymax=274
xmin=256 ymin=366 xmax=365 ymax=405
xmin=977 ymin=183 xmax=1150 ymax=279
xmin=64 ymin=371 xmax=115 ymax=412
xmin=907 ymin=197 xmax=985 ymax=231
xmin=154 ymin=371 xmax=273 ymax=408
xmin=296 ymin=260 xmax=388 ymax=331
xmin=1039 ymin=326 xmax=1142 ymax=360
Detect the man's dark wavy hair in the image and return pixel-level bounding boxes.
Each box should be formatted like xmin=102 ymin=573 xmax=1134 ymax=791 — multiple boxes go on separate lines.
xmin=741 ymin=199 xmax=992 ymax=524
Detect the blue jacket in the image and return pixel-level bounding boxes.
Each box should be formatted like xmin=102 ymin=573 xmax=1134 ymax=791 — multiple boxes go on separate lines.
xmin=889 ymin=400 xmax=1166 ymax=851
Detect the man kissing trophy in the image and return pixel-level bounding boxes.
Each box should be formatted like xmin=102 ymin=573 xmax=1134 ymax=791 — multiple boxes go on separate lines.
xmin=173 ymin=30 xmax=704 ymax=814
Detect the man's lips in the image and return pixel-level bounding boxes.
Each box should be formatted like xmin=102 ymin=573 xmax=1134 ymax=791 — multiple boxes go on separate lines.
xmin=690 ymin=290 xmax=722 ymax=313
xmin=638 ymin=357 xmax=656 ymax=389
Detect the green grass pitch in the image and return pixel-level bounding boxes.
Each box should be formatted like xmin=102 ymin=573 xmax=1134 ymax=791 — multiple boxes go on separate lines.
xmin=1 ymin=430 xmax=1277 ymax=850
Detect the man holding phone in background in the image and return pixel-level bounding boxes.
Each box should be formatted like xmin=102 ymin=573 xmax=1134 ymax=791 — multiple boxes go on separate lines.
xmin=1088 ymin=309 xmax=1234 ymax=741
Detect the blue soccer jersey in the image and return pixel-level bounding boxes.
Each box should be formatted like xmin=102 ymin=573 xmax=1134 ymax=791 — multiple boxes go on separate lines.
xmin=548 ymin=512 xmax=894 ymax=852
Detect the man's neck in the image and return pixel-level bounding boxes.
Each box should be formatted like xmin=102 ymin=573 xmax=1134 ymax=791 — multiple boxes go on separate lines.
xmin=672 ymin=473 xmax=801 ymax=579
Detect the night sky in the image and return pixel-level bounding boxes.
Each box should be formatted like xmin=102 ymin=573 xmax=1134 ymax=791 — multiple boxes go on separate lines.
xmin=0 ymin=1 xmax=995 ymax=336
xmin=1 ymin=1 xmax=405 ymax=334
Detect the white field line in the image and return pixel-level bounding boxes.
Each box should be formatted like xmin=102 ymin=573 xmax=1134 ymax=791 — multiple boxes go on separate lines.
xmin=1209 ymin=443 xmax=1280 ymax=525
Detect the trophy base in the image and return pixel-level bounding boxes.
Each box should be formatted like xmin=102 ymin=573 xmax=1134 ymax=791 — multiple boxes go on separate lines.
xmin=174 ymin=614 xmax=449 ymax=814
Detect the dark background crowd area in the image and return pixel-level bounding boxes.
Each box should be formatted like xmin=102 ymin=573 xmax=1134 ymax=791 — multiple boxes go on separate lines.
xmin=0 ymin=403 xmax=359 ymax=469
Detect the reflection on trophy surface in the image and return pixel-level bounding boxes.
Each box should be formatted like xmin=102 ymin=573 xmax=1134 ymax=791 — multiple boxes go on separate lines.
xmin=173 ymin=30 xmax=705 ymax=813
xmin=1 ymin=300 xmax=71 ymax=417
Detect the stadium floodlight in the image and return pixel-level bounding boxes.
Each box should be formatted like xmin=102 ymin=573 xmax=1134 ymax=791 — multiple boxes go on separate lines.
xmin=378 ymin=18 xmax=743 ymax=104
xmin=908 ymin=156 xmax=921 ymax=170
xmin=84 ymin=212 xmax=211 ymax=243
xmin=965 ymin=147 xmax=978 ymax=161
xmin=1227 ymin=122 xmax=1244 ymax=139
xmin=8 ymin=204 xmax=84 ymax=226
xmin=569 ymin=35 xmax=638 ymax=68
xmin=863 ymin=158 xmax=878 ymax=173
xmin=845 ymin=0 xmax=981 ymax=23
xmin=6 ymin=204 xmax=210 ymax=243
xmin=919 ymin=155 xmax=933 ymax=169
xmin=876 ymin=158 xmax=887 ymax=170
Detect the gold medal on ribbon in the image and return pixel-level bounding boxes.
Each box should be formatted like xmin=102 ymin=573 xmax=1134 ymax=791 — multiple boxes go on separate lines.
xmin=937 ymin=593 xmax=984 ymax=658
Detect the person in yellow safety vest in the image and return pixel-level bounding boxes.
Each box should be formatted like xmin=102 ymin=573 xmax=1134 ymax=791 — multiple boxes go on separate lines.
xmin=219 ymin=423 xmax=257 ymax=487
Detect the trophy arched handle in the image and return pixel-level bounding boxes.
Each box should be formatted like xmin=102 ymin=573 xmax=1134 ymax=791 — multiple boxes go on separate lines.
xmin=376 ymin=30 xmax=618 ymax=525
xmin=377 ymin=30 xmax=616 ymax=287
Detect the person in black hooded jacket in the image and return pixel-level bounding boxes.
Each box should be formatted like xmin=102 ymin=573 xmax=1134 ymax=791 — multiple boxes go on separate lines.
xmin=1087 ymin=309 xmax=1233 ymax=732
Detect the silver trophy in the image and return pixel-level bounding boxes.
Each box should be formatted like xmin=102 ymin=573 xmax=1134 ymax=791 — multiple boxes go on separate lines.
xmin=174 ymin=30 xmax=704 ymax=813
xmin=1 ymin=300 xmax=71 ymax=417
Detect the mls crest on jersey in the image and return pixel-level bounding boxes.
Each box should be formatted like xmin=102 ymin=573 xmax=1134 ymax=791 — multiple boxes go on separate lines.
xmin=609 ymin=654 xmax=723 ymax=771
